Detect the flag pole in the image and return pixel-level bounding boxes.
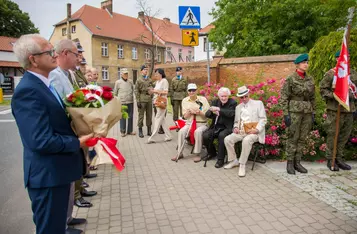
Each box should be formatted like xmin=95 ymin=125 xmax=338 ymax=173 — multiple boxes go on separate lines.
xmin=331 ymin=7 xmax=355 ymax=170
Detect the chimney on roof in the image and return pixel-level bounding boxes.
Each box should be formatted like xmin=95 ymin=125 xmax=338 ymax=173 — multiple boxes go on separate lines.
xmin=101 ymin=0 xmax=113 ymax=15
xmin=138 ymin=11 xmax=145 ymax=23
xmin=66 ymin=3 xmax=72 ymax=39
xmin=163 ymin=17 xmax=170 ymax=23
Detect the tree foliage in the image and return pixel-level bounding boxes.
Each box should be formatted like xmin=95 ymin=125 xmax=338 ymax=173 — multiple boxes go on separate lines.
xmin=0 ymin=0 xmax=39 ymax=38
xmin=209 ymin=0 xmax=356 ymax=57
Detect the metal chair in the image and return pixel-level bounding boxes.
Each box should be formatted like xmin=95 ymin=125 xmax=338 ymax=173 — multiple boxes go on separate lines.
xmin=234 ymin=141 xmax=266 ymax=170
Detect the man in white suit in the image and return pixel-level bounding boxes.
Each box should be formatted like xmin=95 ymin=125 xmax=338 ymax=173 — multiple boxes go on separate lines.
xmin=224 ymin=86 xmax=267 ymax=177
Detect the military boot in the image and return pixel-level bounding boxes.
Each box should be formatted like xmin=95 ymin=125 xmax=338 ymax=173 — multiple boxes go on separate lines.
xmin=139 ymin=128 xmax=144 ymax=138
xmin=294 ymin=159 xmax=308 ymax=173
xmin=336 ymin=159 xmax=351 ymax=170
xmin=286 ymin=160 xmax=295 ymax=175
xmin=147 ymin=126 xmax=152 ymax=136
xmin=327 ymin=160 xmax=339 ymax=171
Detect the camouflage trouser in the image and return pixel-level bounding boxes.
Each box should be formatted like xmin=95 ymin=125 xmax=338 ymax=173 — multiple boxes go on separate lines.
xmin=137 ymin=101 xmax=153 ymax=128
xmin=325 ymin=110 xmax=353 ymax=160
xmin=286 ymin=112 xmax=312 ymax=160
xmin=172 ymin=100 xmax=183 ymax=121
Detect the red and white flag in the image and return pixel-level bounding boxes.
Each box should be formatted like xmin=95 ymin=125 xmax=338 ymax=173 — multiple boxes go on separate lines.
xmin=333 ymin=31 xmax=351 ymax=111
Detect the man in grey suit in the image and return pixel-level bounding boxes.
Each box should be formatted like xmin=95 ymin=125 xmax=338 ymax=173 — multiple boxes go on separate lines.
xmin=224 ymin=86 xmax=267 ymax=177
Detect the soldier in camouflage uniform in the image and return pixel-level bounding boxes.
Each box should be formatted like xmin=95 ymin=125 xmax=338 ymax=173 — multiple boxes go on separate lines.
xmin=319 ymin=50 xmax=357 ymax=171
xmin=169 ymin=67 xmax=188 ymax=122
xmin=135 ymin=65 xmax=154 ymax=138
xmin=69 ymin=42 xmax=88 ymax=89
xmin=280 ymin=53 xmax=315 ymax=175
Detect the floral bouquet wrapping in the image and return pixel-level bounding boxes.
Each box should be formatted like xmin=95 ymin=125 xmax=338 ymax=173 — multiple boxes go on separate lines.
xmin=64 ymin=84 xmax=126 ymax=171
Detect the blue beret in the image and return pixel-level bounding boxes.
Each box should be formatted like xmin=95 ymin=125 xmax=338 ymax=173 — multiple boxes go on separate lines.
xmin=141 ymin=65 xmax=148 ymax=71
xmin=335 ymin=49 xmax=351 ymax=58
xmin=294 ymin=53 xmax=309 ymax=64
xmin=176 ymin=67 xmax=182 ymax=72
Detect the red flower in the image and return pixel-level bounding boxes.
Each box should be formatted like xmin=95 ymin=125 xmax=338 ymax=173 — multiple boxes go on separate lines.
xmin=102 ymin=91 xmax=113 ymax=100
xmin=67 ymin=94 xmax=74 ymax=102
xmin=102 ymin=86 xmax=113 ymax=92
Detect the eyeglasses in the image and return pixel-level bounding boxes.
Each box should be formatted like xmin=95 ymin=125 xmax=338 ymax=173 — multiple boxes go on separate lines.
xmin=32 ymin=49 xmax=55 ymax=57
xmin=240 ymin=95 xmax=249 ymax=99
xmin=188 ymin=89 xmax=197 ymax=93
xmin=67 ymin=50 xmax=79 ymax=57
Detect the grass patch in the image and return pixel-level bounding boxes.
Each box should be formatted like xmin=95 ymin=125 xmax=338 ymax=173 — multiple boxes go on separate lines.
xmin=0 ymin=99 xmax=11 ymax=105
xmin=336 ymin=186 xmax=348 ymax=193
xmin=347 ymin=200 xmax=357 ymax=206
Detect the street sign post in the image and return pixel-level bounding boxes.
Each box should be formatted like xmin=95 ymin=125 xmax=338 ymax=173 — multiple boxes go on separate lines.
xmin=182 ymin=29 xmax=199 ymax=46
xmin=179 ymin=6 xmax=200 ymax=29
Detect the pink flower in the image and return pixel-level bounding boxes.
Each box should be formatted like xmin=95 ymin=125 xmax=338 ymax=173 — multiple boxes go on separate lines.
xmin=319 ymin=143 xmax=327 ymax=152
xmin=350 ymin=138 xmax=357 ymax=143
xmin=271 ymin=126 xmax=277 ymax=131
xmin=322 ymin=113 xmax=327 ymax=119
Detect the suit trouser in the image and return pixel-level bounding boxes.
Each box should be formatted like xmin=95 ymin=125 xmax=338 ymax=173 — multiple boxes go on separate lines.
xmin=224 ymin=133 xmax=259 ymax=164
xmin=172 ymin=100 xmax=183 ymax=121
xmin=203 ymin=128 xmax=231 ymax=161
xmin=325 ymin=111 xmax=353 ymax=160
xmin=137 ymin=101 xmax=153 ymax=128
xmin=120 ymin=103 xmax=134 ymax=133
xmin=148 ymin=107 xmax=172 ymax=141
xmin=28 ymin=183 xmax=71 ymax=234
xmin=74 ymin=148 xmax=88 ymax=200
xmin=178 ymin=123 xmax=207 ymax=155
xmin=66 ymin=182 xmax=75 ymax=226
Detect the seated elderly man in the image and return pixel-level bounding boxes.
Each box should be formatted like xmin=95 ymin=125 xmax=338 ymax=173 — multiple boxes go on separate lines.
xmin=171 ymin=83 xmax=210 ymax=161
xmin=202 ymin=87 xmax=237 ymax=168
xmin=224 ymin=86 xmax=267 ymax=177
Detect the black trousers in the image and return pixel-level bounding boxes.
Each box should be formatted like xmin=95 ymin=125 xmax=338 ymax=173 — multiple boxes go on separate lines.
xmin=28 ymin=183 xmax=71 ymax=234
xmin=202 ymin=128 xmax=231 ymax=161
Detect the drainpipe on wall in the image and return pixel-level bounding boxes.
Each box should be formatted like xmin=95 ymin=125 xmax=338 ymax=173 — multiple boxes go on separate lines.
xmin=66 ymin=3 xmax=71 ymax=40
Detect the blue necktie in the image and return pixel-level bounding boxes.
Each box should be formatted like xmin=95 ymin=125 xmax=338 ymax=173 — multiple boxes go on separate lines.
xmin=49 ymin=84 xmax=64 ymax=108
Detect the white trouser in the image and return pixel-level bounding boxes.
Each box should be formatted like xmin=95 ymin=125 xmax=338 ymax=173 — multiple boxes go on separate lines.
xmin=224 ymin=133 xmax=259 ymax=164
xmin=148 ymin=108 xmax=172 ymax=141
xmin=177 ymin=122 xmax=208 ymax=154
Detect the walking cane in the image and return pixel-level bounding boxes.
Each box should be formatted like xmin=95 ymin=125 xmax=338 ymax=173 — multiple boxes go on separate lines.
xmin=175 ymin=116 xmax=195 ymax=162
xmin=204 ymin=115 xmax=219 ymax=167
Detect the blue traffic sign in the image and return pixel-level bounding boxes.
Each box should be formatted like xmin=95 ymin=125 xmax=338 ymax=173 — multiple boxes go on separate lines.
xmin=178 ymin=6 xmax=200 ymax=29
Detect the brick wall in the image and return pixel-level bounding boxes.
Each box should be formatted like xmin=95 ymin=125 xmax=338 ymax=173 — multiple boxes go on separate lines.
xmin=155 ymin=54 xmax=300 ymax=86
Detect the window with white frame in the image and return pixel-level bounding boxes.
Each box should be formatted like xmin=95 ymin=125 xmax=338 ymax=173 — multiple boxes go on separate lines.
xmin=178 ymin=49 xmax=183 ymax=61
xmin=117 ymin=45 xmax=124 ymax=58
xmin=101 ymin=42 xmax=108 ymax=57
xmin=62 ymin=28 xmax=66 ymax=36
xmin=145 ymin=49 xmax=150 ymax=60
xmin=156 ymin=51 xmax=161 ymax=62
xmin=71 ymin=25 xmax=76 ymax=33
xmin=102 ymin=67 xmax=109 ymax=80
xmin=132 ymin=47 xmax=138 ymax=60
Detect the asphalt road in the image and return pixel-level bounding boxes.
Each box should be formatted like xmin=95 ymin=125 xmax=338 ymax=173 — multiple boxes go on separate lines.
xmin=0 ymin=107 xmax=34 ymax=234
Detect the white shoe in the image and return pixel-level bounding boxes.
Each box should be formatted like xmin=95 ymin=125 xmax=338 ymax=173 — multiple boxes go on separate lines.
xmin=238 ymin=164 xmax=246 ymax=177
xmin=224 ymin=160 xmax=239 ymax=169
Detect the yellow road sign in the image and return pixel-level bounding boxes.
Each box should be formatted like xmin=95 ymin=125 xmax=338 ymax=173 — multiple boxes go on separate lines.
xmin=182 ymin=29 xmax=199 ymax=46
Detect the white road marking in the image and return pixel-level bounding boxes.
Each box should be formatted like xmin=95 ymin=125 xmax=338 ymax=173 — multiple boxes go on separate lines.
xmin=0 ymin=109 xmax=11 ymax=115
xmin=0 ymin=120 xmax=15 ymax=123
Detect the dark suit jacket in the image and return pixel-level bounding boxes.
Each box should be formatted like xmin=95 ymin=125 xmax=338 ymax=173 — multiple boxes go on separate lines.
xmin=205 ymin=98 xmax=237 ymax=130
xmin=12 ymin=71 xmax=84 ymax=188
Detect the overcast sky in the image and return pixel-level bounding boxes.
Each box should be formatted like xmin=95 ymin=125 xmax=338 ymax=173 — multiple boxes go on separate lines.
xmin=12 ymin=0 xmax=217 ymax=40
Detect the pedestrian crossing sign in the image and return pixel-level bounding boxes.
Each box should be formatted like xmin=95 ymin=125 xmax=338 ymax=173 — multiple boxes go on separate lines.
xmin=182 ymin=29 xmax=199 ymax=46
xmin=179 ymin=6 xmax=200 ymax=29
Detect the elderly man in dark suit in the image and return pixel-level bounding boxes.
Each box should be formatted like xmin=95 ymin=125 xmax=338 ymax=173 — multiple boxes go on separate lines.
xmin=202 ymin=87 xmax=237 ymax=168
xmin=12 ymin=34 xmax=92 ymax=234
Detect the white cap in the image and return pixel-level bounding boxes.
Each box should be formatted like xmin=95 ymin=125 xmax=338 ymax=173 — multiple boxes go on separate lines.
xmin=187 ymin=83 xmax=197 ymax=90
xmin=121 ymin=68 xmax=129 ymax=74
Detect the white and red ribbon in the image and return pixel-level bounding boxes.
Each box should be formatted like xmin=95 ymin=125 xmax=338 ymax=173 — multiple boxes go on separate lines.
xmin=86 ymin=137 xmax=126 ymax=171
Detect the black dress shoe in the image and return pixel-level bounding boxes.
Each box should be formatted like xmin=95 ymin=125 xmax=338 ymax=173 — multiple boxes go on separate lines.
xmin=158 ymin=126 xmax=165 ymax=134
xmin=327 ymin=160 xmax=339 ymax=171
xmin=74 ymin=197 xmax=93 ymax=208
xmin=81 ymin=181 xmax=89 ymax=188
xmin=215 ymin=160 xmax=224 ymax=168
xmin=66 ymin=227 xmax=83 ymax=234
xmin=84 ymin=173 xmax=97 ymax=179
xmin=81 ymin=189 xmax=97 ymax=197
xmin=336 ymin=159 xmax=352 ymax=170
xmin=68 ymin=218 xmax=87 ymax=226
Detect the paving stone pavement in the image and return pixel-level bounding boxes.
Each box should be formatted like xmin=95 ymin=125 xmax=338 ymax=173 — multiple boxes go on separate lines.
xmin=72 ymin=115 xmax=357 ymax=234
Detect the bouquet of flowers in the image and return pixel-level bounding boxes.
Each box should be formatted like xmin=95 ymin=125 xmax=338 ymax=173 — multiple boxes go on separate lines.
xmin=64 ymin=84 xmax=126 ymax=171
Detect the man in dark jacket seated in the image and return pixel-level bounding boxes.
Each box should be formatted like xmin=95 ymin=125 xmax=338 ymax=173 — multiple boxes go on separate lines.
xmin=202 ymin=87 xmax=237 ymax=168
